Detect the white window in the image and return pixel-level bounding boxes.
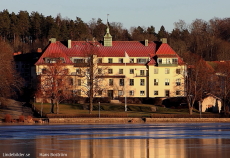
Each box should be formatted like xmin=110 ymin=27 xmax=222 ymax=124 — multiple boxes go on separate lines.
xmin=97 ymin=58 xmax=102 ymax=63
xmin=165 ymin=79 xmax=170 ymax=86
xmin=130 ymin=79 xmax=134 ymax=86
xmin=109 ymin=79 xmax=113 ymax=86
xmin=118 ymin=58 xmax=124 ymax=63
xmin=154 ymin=68 xmax=158 ymax=74
xmin=166 ymin=58 xmax=171 ymax=64
xmin=137 ymin=58 xmax=147 ymax=64
xmin=74 ymin=58 xmax=85 ymax=63
xmin=108 ymin=69 xmax=113 ymax=74
xmin=165 ymin=90 xmax=170 ymax=97
xmin=158 ymin=58 xmax=162 ymax=64
xmin=140 ymin=70 xmax=145 ymax=76
xmin=108 ymin=58 xmax=113 ymax=63
xmin=129 ymin=90 xmax=134 ymax=96
xmin=130 ymin=58 xmax=134 ymax=63
xmin=119 ymin=69 xmax=123 ymax=74
xmin=176 ymin=79 xmax=181 ymax=86
xmin=176 ymin=90 xmax=181 ymax=95
xmin=172 ymin=58 xmax=178 ymax=64
xmin=176 ymin=69 xmax=181 ymax=74
xmin=120 ymin=79 xmax=124 ymax=86
xmin=76 ymin=68 xmax=81 ymax=75
xmin=98 ymin=68 xmax=102 ymax=74
xmin=154 ymin=79 xmax=159 ymax=86
xmin=130 ymin=69 xmax=134 ymax=74
xmin=140 ymin=91 xmax=145 ymax=96
xmin=77 ymin=79 xmax=81 ymax=86
xmin=140 ymin=79 xmax=145 ymax=86
xmin=165 ymin=68 xmax=170 ymax=74
xmin=118 ymin=90 xmax=123 ymax=96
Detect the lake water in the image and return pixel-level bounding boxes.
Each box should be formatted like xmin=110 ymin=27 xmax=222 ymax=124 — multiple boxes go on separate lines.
xmin=0 ymin=123 xmax=230 ymax=158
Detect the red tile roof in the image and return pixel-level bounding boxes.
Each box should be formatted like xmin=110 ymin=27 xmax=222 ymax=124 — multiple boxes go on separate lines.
xmin=156 ymin=43 xmax=184 ymax=64
xmin=35 ymin=43 xmax=73 ymax=64
xmin=66 ymin=41 xmax=156 ymax=57
xmin=36 ymin=41 xmax=156 ymax=65
xmin=156 ymin=43 xmax=177 ymax=55
xmin=207 ymin=61 xmax=230 ymax=71
xmin=35 ymin=40 xmax=185 ymax=65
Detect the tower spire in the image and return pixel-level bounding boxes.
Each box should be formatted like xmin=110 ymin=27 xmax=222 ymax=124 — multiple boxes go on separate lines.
xmin=107 ymin=14 xmax=109 ymax=24
xmin=104 ymin=14 xmax=112 ymax=46
xmin=106 ymin=14 xmax=110 ymax=34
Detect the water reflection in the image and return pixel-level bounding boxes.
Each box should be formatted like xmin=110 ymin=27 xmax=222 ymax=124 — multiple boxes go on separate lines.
xmin=34 ymin=135 xmax=230 ymax=158
xmin=0 ymin=123 xmax=230 ymax=158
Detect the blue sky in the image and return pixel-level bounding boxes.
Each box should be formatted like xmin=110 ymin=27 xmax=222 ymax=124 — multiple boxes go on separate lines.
xmin=0 ymin=0 xmax=229 ymax=32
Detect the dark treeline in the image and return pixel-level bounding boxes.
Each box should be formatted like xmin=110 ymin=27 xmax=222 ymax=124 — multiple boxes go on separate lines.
xmin=0 ymin=9 xmax=230 ymax=61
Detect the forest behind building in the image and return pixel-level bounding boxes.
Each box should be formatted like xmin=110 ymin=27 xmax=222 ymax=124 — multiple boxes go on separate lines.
xmin=0 ymin=9 xmax=230 ymax=61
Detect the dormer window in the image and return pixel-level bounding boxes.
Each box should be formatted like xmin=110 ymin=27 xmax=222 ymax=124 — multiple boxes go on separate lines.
xmin=158 ymin=59 xmax=162 ymax=64
xmin=157 ymin=58 xmax=178 ymax=65
xmin=130 ymin=58 xmax=134 ymax=63
xmin=172 ymin=59 xmax=178 ymax=64
xmin=118 ymin=58 xmax=123 ymax=63
xmin=108 ymin=58 xmax=113 ymax=63
xmin=46 ymin=57 xmax=65 ymax=63
xmin=74 ymin=58 xmax=85 ymax=63
xmin=166 ymin=59 xmax=171 ymax=64
xmin=97 ymin=58 xmax=102 ymax=63
xmin=137 ymin=58 xmax=147 ymax=64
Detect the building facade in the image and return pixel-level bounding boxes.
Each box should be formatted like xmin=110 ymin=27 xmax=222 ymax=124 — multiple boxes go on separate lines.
xmin=35 ymin=25 xmax=186 ymax=100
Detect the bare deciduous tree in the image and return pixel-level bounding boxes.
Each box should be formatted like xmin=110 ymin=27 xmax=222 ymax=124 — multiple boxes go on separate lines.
xmin=213 ymin=61 xmax=230 ymax=115
xmin=36 ymin=59 xmax=73 ymax=114
xmin=79 ymin=41 xmax=108 ymax=114
xmin=183 ymin=52 xmax=214 ymax=114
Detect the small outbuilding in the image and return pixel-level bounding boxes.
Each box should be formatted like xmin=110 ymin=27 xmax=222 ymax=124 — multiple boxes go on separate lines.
xmin=201 ymin=93 xmax=222 ymax=113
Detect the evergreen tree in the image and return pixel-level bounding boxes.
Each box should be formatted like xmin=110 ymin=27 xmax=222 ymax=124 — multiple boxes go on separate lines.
xmin=157 ymin=25 xmax=168 ymax=39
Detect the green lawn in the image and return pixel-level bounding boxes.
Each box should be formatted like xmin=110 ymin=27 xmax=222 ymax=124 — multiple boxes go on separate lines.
xmin=33 ymin=102 xmax=202 ymax=117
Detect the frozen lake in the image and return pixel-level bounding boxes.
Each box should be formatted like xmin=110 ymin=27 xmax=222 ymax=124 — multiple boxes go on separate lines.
xmin=0 ymin=123 xmax=230 ymax=158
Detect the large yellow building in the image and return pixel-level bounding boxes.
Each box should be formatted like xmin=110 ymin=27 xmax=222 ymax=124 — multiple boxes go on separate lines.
xmin=35 ymin=25 xmax=186 ymax=100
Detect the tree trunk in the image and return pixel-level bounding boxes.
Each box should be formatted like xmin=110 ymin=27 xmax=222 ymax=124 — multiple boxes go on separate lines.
xmin=56 ymin=102 xmax=59 ymax=114
xmin=50 ymin=99 xmax=54 ymax=113
xmin=189 ymin=107 xmax=193 ymax=115
xmin=89 ymin=55 xmax=94 ymax=114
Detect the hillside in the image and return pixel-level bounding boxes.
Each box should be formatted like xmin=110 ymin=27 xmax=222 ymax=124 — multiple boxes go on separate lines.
xmin=0 ymin=97 xmax=34 ymax=120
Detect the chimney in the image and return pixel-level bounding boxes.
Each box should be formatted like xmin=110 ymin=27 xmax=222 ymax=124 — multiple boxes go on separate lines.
xmin=68 ymin=39 xmax=71 ymax=48
xmin=49 ymin=38 xmax=56 ymax=43
xmin=37 ymin=48 xmax=42 ymax=53
xmin=145 ymin=39 xmax=148 ymax=46
xmin=161 ymin=38 xmax=167 ymax=44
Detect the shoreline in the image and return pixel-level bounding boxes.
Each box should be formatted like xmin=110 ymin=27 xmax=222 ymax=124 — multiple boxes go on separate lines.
xmin=1 ymin=118 xmax=230 ymax=124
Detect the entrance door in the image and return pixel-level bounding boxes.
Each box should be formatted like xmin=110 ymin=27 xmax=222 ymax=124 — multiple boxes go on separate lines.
xmin=108 ymin=90 xmax=113 ymax=99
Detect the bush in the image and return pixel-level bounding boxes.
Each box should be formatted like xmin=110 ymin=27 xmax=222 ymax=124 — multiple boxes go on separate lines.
xmin=19 ymin=115 xmax=25 ymax=122
xmin=4 ymin=114 xmax=12 ymax=122
xmin=26 ymin=116 xmax=33 ymax=123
